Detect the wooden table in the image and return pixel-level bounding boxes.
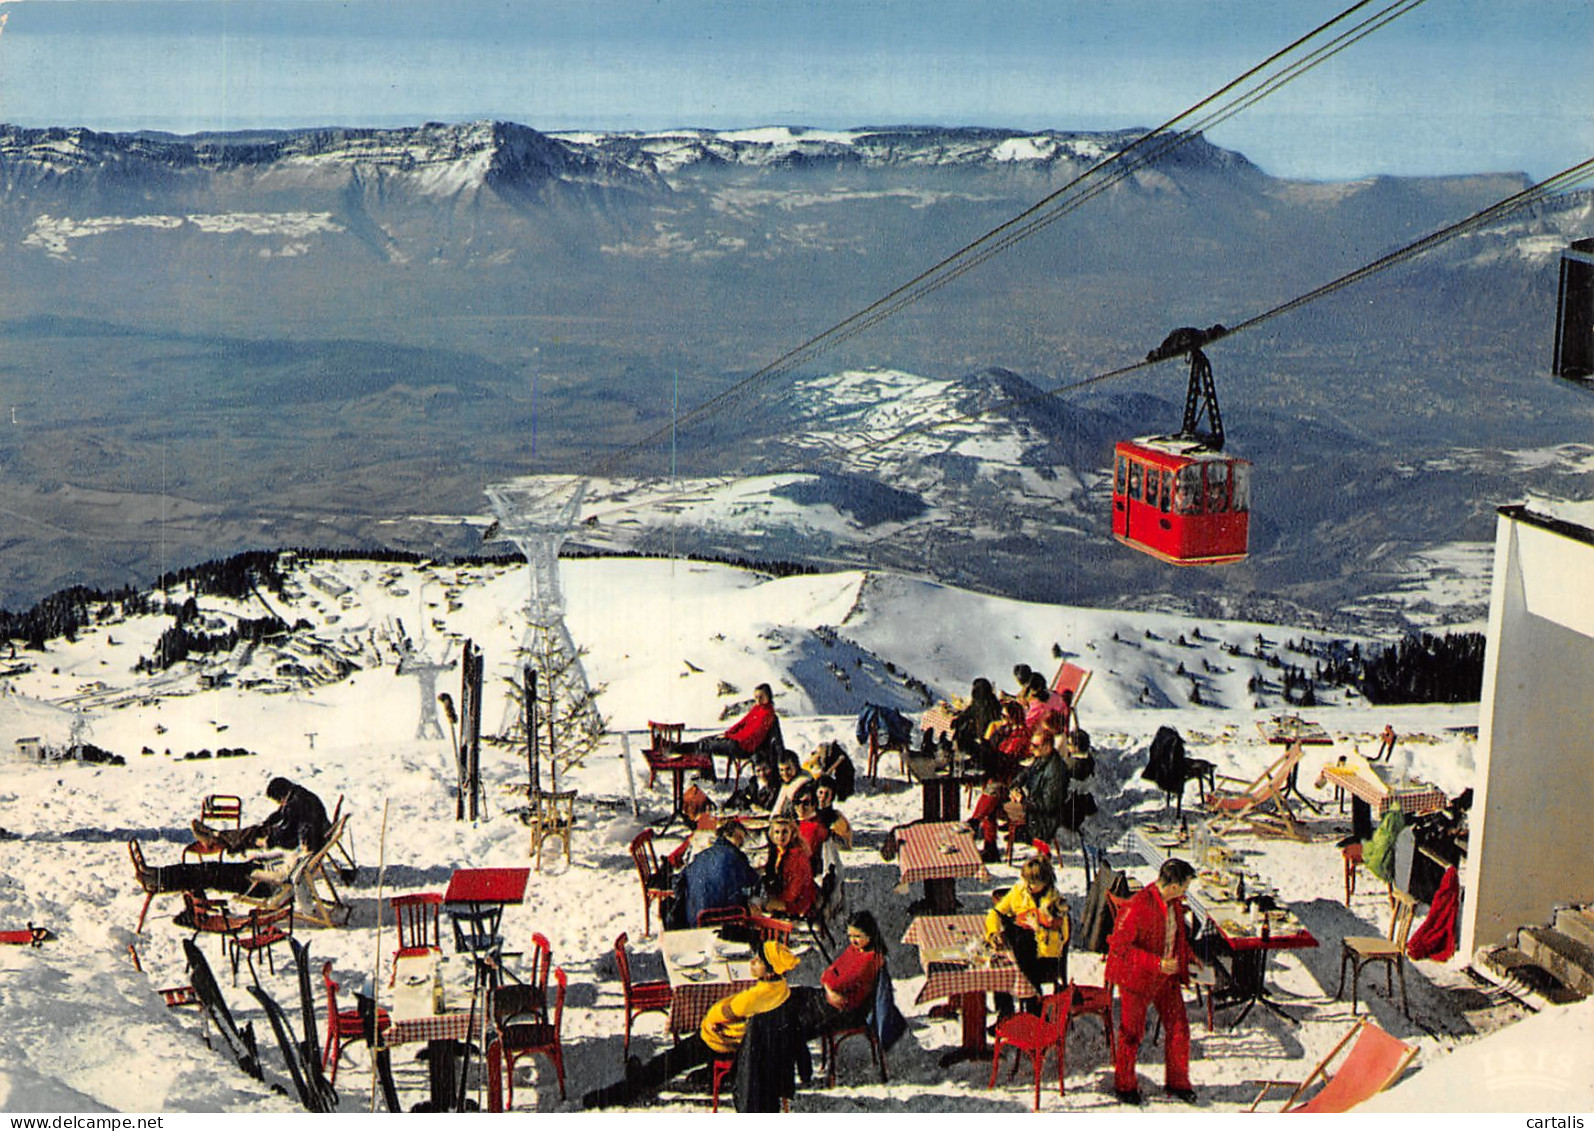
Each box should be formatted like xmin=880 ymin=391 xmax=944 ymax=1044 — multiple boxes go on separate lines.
xmin=1128 ymin=825 xmax=1318 ymax=1025
xmin=905 ymin=753 xmax=983 ymax=822
xmin=901 ymin=914 xmax=1036 ymax=1065
xmin=896 ymin=821 xmax=988 ymax=914
xmin=659 ymin=926 xmax=757 ymax=1036
xmin=646 ymin=751 xmax=716 ymax=834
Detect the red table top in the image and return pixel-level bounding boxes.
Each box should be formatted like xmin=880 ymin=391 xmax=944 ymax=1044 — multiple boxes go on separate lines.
xmin=444 ymin=867 xmax=531 ymax=905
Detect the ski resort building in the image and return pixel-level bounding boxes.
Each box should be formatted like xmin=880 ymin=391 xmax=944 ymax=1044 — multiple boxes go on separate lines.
xmin=1463 ymin=503 xmax=1594 ymax=958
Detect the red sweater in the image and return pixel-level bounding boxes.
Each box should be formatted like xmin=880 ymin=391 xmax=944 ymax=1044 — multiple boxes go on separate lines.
xmin=822 ymin=945 xmax=884 ymax=1013
xmin=767 ymin=844 xmax=817 ymax=918
xmin=725 ymin=703 xmax=776 ymax=753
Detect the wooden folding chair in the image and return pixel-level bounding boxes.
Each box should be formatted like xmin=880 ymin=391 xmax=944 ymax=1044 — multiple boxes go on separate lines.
xmin=1248 ymin=1017 xmax=1417 ymax=1111
xmin=1206 ymin=741 xmax=1309 ymax=840
xmin=234 ymin=813 xmax=352 ymax=928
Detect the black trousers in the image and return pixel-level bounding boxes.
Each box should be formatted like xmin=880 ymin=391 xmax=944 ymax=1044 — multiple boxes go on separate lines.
xmin=153 ymin=860 xmax=261 ymax=894
xmin=994 ymin=919 xmax=1065 ymax=1015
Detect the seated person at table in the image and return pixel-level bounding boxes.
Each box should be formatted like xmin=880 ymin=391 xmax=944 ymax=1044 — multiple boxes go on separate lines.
xmin=753 ymin=817 xmax=818 ymax=919
xmin=951 ymin=677 xmax=1004 ymax=760
xmin=966 ymin=776 xmax=1011 ymax=863
xmin=668 ymin=819 xmax=761 ymax=930
xmin=583 ymin=940 xmax=802 ymax=1109
xmin=812 ymin=776 xmax=853 ymax=849
xmin=793 ymin=910 xmax=886 ymax=1038
xmin=192 ymin=776 xmax=331 ymax=854
xmin=987 ymin=853 xmax=1069 ymax=1019
xmin=1006 ymin=663 xmax=1035 ymax=702
xmin=793 ymin=789 xmax=829 ymax=861
xmin=673 ymin=683 xmax=779 ymax=777
xmin=983 ymin=699 xmax=1031 ymax=779
xmin=727 ymin=759 xmax=779 ymax=813
xmin=802 ymin=740 xmax=856 ymax=802
xmin=1010 ymin=727 xmax=1069 ymax=846
xmin=1022 ymin=671 xmax=1059 ymax=729
xmin=768 ymin=752 xmax=813 ymax=820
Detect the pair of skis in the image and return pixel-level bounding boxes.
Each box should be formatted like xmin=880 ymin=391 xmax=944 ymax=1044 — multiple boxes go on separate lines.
xmin=183 ymin=936 xmax=341 ymax=1111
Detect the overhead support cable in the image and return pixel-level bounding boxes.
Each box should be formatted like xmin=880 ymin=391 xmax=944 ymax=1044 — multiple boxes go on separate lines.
xmin=577 ymin=0 xmax=1425 ymax=485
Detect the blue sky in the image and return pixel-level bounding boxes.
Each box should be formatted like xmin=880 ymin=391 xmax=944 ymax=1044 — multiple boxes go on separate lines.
xmin=0 ymin=0 xmax=1588 ymax=180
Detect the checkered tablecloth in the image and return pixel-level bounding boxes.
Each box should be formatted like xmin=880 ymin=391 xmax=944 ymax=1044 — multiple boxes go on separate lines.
xmin=896 ymin=822 xmax=989 ymax=886
xmin=920 ymin=704 xmax=956 ymax=738
xmin=1316 ymin=766 xmax=1446 ymax=817
xmin=901 ymin=914 xmax=1037 ymax=1006
xmin=659 ymin=927 xmax=754 ymax=1036
xmin=386 ymin=1012 xmax=476 ymax=1046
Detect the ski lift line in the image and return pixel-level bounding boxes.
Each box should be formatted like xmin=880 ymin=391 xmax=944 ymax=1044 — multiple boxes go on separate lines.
xmin=577 ymin=154 xmax=1594 ymax=527
xmin=573 ymin=0 xmax=1414 ymax=487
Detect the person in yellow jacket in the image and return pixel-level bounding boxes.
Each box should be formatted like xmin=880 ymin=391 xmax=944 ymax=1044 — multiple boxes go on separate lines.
xmin=986 ymin=851 xmax=1069 ymax=1019
xmin=583 ymin=939 xmax=800 ymax=1108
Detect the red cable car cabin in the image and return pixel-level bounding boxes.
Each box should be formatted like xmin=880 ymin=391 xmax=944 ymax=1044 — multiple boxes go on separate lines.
xmin=1112 ymin=436 xmax=1250 ymax=566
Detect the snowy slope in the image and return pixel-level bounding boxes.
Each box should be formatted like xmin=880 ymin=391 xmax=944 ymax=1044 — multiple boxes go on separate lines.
xmin=0 ymin=554 xmax=1577 ymax=1113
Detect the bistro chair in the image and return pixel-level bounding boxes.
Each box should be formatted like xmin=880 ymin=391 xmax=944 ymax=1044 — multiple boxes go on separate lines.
xmin=529 ymin=788 xmax=578 ymax=869
xmin=629 ymin=829 xmax=673 ymax=936
xmin=494 ymin=966 xmax=567 ymax=1106
xmin=645 ymin=722 xmax=685 ymax=787
xmin=614 ymin=932 xmax=673 ymax=1055
xmin=229 ymin=903 xmax=294 ymax=984
xmin=183 ymin=794 xmax=245 ymax=862
xmin=390 ymin=892 xmax=443 ymax=981
xmin=321 ymin=961 xmax=390 ymax=1086
xmin=821 ymin=1021 xmax=887 ymax=1088
xmin=987 ymin=990 xmax=1069 ymax=1110
xmin=1338 ymin=889 xmax=1418 ymax=1017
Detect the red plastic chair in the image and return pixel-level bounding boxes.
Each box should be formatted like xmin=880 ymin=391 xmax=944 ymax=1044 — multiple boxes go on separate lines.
xmin=1062 ymin=981 xmax=1115 ymax=1061
xmin=987 ymin=991 xmax=1069 ymax=1110
xmin=629 ymin=830 xmax=673 ymax=936
xmin=821 ymin=1022 xmax=887 ymax=1087
xmin=746 ymin=913 xmax=795 ymax=944
xmin=321 ymin=962 xmax=390 ymax=1086
xmin=710 ymin=1055 xmax=736 ymax=1112
xmin=696 ymin=907 xmax=751 ymax=931
xmin=229 ymin=904 xmax=293 ymax=984
xmin=495 ymin=966 xmax=567 ymax=1106
xmin=614 ymin=932 xmax=673 ymax=1054
xmin=645 ymin=721 xmax=685 ymax=787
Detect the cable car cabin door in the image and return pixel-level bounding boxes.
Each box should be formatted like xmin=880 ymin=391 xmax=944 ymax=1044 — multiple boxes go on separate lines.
xmin=1112 ymin=441 xmax=1250 ymax=566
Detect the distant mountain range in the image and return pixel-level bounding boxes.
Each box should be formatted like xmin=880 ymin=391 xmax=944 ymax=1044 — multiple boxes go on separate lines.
xmin=0 ymin=119 xmax=1590 ymax=623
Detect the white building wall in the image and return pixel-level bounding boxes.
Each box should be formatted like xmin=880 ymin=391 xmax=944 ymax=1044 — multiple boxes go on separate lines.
xmin=1462 ymin=509 xmax=1594 ymax=956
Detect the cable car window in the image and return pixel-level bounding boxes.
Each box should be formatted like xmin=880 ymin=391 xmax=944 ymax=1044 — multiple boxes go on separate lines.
xmin=1127 ymin=460 xmax=1142 ymax=501
xmin=1155 ymin=469 xmax=1171 ymax=512
xmin=1231 ymin=463 xmax=1251 ymax=513
xmin=1173 ymin=465 xmax=1200 ymax=514
xmin=1207 ymin=462 xmax=1230 ymax=513
xmin=1115 ymin=454 xmax=1128 ymax=496
xmin=1141 ymin=467 xmax=1158 ymax=506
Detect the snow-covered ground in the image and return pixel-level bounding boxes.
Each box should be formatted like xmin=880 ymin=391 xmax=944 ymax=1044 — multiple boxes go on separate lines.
xmin=1 ymin=555 xmax=1589 ymax=1114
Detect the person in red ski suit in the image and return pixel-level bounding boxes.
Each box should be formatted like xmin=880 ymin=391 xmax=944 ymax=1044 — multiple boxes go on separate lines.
xmin=1105 ymin=857 xmax=1204 ymax=1105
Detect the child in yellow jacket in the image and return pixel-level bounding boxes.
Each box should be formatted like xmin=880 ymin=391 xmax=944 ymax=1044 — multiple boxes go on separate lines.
xmin=986 ymin=852 xmax=1069 ymax=1017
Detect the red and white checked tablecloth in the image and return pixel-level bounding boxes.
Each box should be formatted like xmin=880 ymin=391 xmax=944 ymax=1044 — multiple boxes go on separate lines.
xmin=1316 ymin=766 xmax=1446 ymax=817
xmin=387 ymin=1012 xmax=476 ymax=1045
xmin=920 ymin=704 xmax=956 ymax=738
xmin=896 ymin=822 xmax=989 ymax=887
xmin=901 ymin=914 xmax=1037 ymax=1006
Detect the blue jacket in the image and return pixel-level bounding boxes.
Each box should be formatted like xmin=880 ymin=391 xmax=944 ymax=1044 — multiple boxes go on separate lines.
xmin=672 ymin=836 xmax=760 ymax=929
xmin=856 ymin=703 xmax=913 ymax=748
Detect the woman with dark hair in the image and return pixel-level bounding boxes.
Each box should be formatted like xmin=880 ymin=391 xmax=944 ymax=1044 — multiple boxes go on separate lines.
xmin=753 ymin=817 xmax=817 ymax=919
xmin=794 ymin=910 xmax=887 ymax=1038
xmin=951 ymin=677 xmax=1004 ymax=760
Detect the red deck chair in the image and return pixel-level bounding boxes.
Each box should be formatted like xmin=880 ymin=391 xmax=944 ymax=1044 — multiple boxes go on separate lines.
xmin=1248 ymin=1018 xmax=1417 ymax=1112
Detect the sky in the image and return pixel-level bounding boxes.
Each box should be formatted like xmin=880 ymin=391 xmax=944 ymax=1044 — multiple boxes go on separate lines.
xmin=0 ymin=0 xmax=1588 ymax=182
